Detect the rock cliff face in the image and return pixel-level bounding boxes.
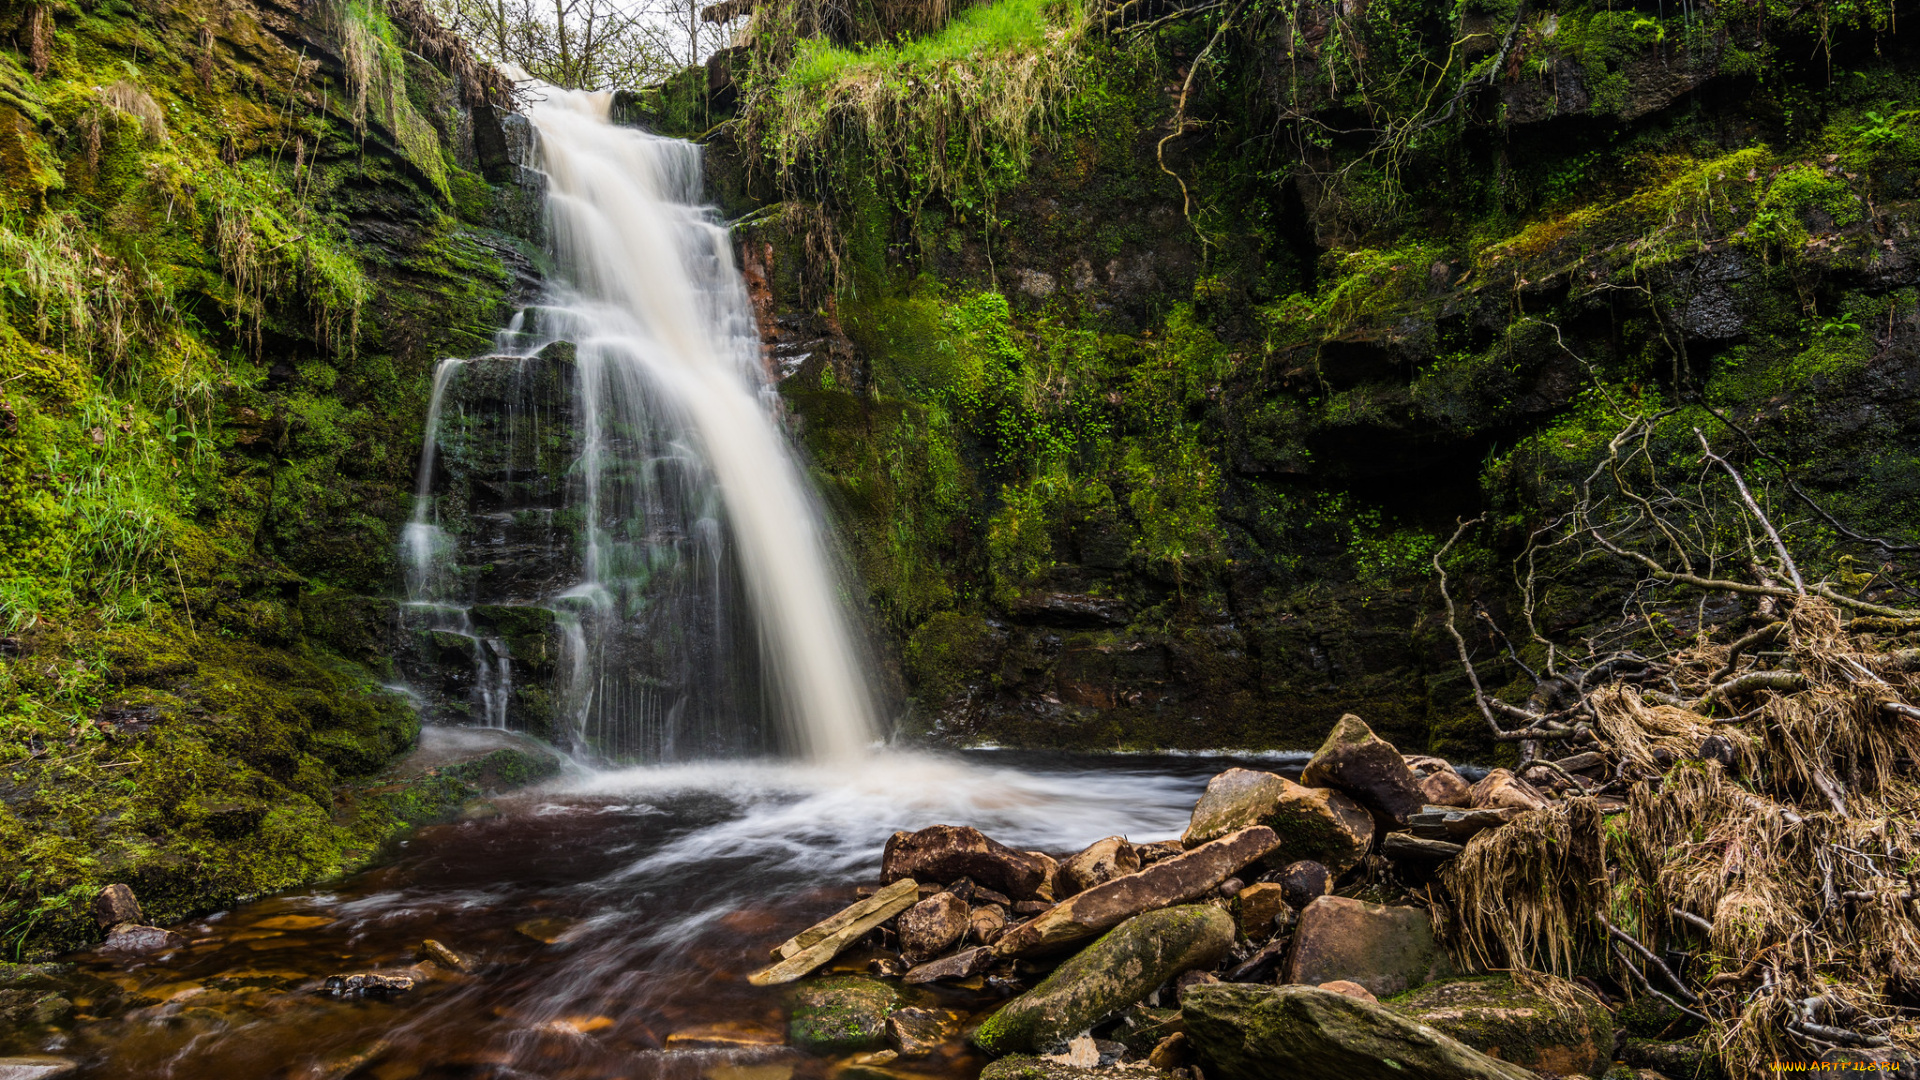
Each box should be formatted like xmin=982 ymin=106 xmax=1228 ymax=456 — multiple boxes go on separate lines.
xmin=0 ymin=0 xmax=540 ymax=951
xmin=675 ymin=0 xmax=1920 ymax=756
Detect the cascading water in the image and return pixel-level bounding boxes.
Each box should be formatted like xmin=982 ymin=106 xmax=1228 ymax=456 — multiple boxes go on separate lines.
xmin=401 ymin=84 xmax=878 ymax=761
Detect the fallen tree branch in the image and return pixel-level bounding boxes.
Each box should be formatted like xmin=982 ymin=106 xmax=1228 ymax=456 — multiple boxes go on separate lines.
xmin=1696 ymin=429 xmax=1805 ymax=594
xmin=1671 ymin=907 xmax=1716 ymax=936
xmin=1707 ymin=670 xmax=1808 ymax=705
xmin=1598 ymin=913 xmax=1703 ymax=1006
xmin=1709 ymin=621 xmax=1785 ymax=682
xmin=1610 ymin=942 xmax=1713 ymax=1024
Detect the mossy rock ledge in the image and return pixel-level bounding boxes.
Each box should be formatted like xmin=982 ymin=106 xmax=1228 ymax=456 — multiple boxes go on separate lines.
xmin=1387 ymin=975 xmax=1615 ymax=1079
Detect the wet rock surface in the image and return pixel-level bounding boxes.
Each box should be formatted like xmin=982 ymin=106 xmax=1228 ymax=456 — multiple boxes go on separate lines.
xmin=994 ymin=827 xmax=1278 ymax=957
xmin=1300 ymin=715 xmax=1426 ymax=826
xmin=1389 ymin=975 xmax=1613 ymax=1078
xmin=883 ymin=826 xmax=1054 ymax=901
xmin=1285 ymin=895 xmax=1452 ymax=997
xmin=1182 ymin=983 xmax=1538 ymax=1080
xmin=973 ymin=906 xmax=1235 ymax=1056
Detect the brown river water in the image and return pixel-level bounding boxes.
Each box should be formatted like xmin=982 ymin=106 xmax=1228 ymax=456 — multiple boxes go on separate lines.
xmin=13 ymin=748 xmax=1305 ymax=1080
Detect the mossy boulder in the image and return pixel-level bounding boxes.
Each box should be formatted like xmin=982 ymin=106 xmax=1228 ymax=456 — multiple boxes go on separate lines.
xmin=788 ymin=976 xmax=901 ymax=1054
xmin=973 ymin=904 xmax=1233 ymax=1056
xmin=1181 ymin=983 xmax=1536 ymax=1080
xmin=1180 ymin=769 xmax=1374 ymax=878
xmin=1388 ymin=975 xmax=1613 ymax=1078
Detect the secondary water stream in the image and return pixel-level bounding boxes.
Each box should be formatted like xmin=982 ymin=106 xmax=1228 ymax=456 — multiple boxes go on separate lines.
xmin=37 ymin=751 xmax=1297 ymax=1079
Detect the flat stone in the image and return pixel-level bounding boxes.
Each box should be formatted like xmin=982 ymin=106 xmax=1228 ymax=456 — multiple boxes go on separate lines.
xmin=99 ymin=924 xmax=186 ymax=955
xmin=882 ymin=826 xmax=1053 ymax=900
xmin=1389 ymin=974 xmax=1613 ymax=1078
xmin=1381 ymin=834 xmax=1465 ymax=863
xmin=1061 ymin=837 xmax=1140 ymax=895
xmin=324 ymin=972 xmax=415 ymax=996
xmin=666 ymin=1022 xmax=785 ymax=1050
xmin=1182 ymin=983 xmax=1535 ymax=1080
xmin=1285 ymin=895 xmax=1451 ymax=997
xmin=788 ymin=976 xmax=899 ymax=1054
xmin=902 ymin=945 xmax=994 ymax=984
xmin=1300 ymin=714 xmax=1426 ymax=826
xmin=1181 ymin=770 xmax=1373 ymax=878
xmin=1407 ymin=806 xmax=1521 ymax=843
xmin=772 ymin=879 xmax=920 ymax=961
xmin=898 ymin=892 xmax=969 ymax=963
xmin=994 ymin=827 xmax=1279 ymax=957
xmin=752 ymin=880 xmax=921 ymax=986
xmin=974 ymin=905 xmax=1235 ymax=1056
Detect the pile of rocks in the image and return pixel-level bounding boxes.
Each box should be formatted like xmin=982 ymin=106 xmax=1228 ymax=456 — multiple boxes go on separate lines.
xmin=759 ymin=715 xmax=1654 ymax=1080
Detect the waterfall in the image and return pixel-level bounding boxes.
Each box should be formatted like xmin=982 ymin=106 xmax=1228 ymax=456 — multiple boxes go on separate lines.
xmin=400 ymin=85 xmax=878 ymax=762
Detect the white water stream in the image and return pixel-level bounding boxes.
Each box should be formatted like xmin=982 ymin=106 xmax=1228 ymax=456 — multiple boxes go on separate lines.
xmin=403 ymin=85 xmax=878 ymax=762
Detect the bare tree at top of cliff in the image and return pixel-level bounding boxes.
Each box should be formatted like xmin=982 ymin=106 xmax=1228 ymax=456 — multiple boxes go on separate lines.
xmin=430 ymin=0 xmax=736 ymax=90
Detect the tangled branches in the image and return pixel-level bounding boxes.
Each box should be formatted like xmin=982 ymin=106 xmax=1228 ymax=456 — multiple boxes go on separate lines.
xmin=1436 ymin=406 xmax=1920 ymax=1071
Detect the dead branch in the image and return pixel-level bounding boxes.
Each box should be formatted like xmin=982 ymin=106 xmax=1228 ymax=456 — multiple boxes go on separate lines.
xmin=1695 ymin=429 xmax=1805 ymax=594
xmin=1709 ymin=621 xmax=1785 ymax=682
xmin=1597 ymin=913 xmax=1703 ymax=1006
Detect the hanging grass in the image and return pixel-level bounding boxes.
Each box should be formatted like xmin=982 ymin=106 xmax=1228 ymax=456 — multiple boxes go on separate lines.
xmin=748 ymin=0 xmax=1092 ymax=212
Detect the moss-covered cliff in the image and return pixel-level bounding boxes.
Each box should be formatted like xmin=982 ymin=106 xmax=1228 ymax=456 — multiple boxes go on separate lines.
xmin=0 ymin=0 xmax=538 ymax=953
xmin=677 ymin=0 xmax=1920 ymax=756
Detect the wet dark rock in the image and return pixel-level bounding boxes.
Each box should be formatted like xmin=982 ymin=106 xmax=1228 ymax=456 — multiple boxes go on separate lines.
xmin=1061 ymin=837 xmax=1140 ymax=895
xmin=1380 ymin=834 xmax=1464 ymax=865
xmin=1285 ymin=896 xmax=1451 ymax=997
xmin=1389 ymin=975 xmax=1613 ymax=1078
xmin=1182 ymin=983 xmax=1536 ymax=1080
xmin=92 ymin=884 xmax=142 ymax=929
xmin=421 ymin=939 xmax=474 ymax=972
xmin=1218 ymin=877 xmax=1244 ymax=898
xmin=882 ymin=825 xmax=1054 ymax=900
xmin=898 ymin=891 xmax=970 ymax=963
xmin=1009 ymin=592 xmax=1130 ymax=627
xmin=1468 ymin=769 xmax=1551 ymax=812
xmin=1181 ymin=769 xmax=1373 ymax=878
xmin=973 ymin=905 xmax=1234 ymax=1055
xmin=1224 ymin=936 xmax=1290 ymax=984
xmin=100 ymin=925 xmax=187 ymax=955
xmin=1135 ymin=840 xmax=1184 ymax=864
xmin=1299 ymin=715 xmax=1425 ymax=826
xmin=1417 ymin=769 xmax=1473 ymax=808
xmin=902 ymin=945 xmax=995 ymax=984
xmin=1407 ymin=806 xmax=1521 ymax=844
xmin=1012 ymin=900 xmax=1052 ymax=916
xmin=994 ymin=827 xmax=1279 ymax=957
xmin=886 ymin=1006 xmax=959 ymax=1057
xmin=1697 ymin=734 xmax=1738 ymax=770
xmin=1233 ymin=882 xmax=1290 ymax=939
xmin=969 ymin=903 xmax=1009 ymax=945
xmin=1275 ymin=860 xmax=1332 ymax=910
xmin=868 ymin=956 xmax=908 ymax=979
xmin=324 ymin=972 xmax=416 ymax=996
xmin=788 ymin=975 xmax=899 ymax=1054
